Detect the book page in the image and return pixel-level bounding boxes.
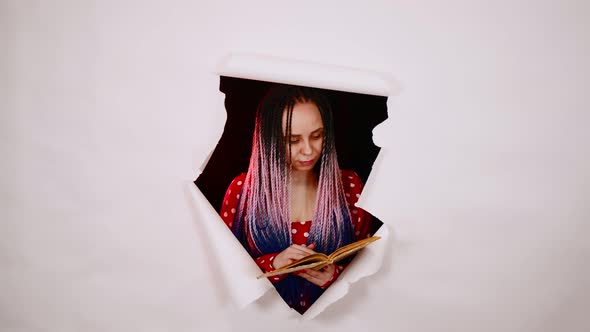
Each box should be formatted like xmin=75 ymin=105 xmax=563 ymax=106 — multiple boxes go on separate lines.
xmin=257 ymin=261 xmax=329 ymax=279
xmin=329 ymin=236 xmax=381 ymax=262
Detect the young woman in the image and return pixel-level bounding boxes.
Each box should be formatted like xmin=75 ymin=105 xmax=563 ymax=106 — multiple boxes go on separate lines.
xmin=219 ymin=84 xmax=371 ymax=314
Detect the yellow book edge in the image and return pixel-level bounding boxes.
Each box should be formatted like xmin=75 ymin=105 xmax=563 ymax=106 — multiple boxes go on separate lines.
xmin=256 ymin=236 xmax=380 ymax=279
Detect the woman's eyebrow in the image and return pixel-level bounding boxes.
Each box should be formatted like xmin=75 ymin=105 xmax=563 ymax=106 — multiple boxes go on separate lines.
xmin=289 ymin=128 xmax=324 ymax=137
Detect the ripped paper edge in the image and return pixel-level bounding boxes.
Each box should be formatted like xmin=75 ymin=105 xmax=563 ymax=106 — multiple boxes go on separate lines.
xmin=187 ymin=53 xmax=398 ymax=317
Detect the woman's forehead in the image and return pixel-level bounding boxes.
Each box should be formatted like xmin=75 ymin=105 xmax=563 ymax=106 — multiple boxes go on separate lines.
xmin=282 ymin=102 xmax=323 ymax=134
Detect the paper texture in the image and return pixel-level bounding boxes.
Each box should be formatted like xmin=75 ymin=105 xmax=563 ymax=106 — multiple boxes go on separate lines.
xmin=186 ymin=182 xmax=273 ymax=308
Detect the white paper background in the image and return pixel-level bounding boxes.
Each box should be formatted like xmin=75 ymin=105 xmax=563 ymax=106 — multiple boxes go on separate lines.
xmin=2 ymin=1 xmax=589 ymax=331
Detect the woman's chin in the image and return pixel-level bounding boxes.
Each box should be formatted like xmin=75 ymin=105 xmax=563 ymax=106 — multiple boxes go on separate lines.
xmin=293 ymin=164 xmax=316 ymax=172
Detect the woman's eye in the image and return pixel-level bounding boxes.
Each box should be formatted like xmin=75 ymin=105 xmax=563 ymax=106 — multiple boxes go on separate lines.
xmin=312 ymin=134 xmax=323 ymax=139
xmin=289 ymin=138 xmax=300 ymax=144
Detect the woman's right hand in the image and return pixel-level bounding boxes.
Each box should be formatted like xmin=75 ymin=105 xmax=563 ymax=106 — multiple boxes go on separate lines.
xmin=272 ymin=243 xmax=316 ymax=269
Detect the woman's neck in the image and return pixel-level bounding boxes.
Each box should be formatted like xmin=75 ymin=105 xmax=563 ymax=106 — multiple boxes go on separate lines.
xmin=289 ymin=169 xmax=318 ymax=222
xmin=290 ymin=169 xmax=318 ymax=187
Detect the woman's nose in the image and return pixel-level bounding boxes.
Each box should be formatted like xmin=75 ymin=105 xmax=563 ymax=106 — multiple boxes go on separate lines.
xmin=301 ymin=140 xmax=313 ymax=155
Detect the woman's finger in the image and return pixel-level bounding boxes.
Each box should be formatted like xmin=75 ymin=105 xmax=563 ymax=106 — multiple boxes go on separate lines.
xmin=286 ymin=252 xmax=307 ymax=261
xmin=298 ymin=272 xmax=327 ymax=286
xmin=290 ymin=244 xmax=316 ymax=255
xmin=285 ymin=247 xmax=308 ymax=256
xmin=301 ymin=268 xmax=326 ymax=278
xmin=298 ymin=272 xmax=322 ymax=283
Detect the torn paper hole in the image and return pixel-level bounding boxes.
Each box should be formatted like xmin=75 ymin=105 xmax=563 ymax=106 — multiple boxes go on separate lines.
xmin=189 ymin=54 xmax=399 ymax=319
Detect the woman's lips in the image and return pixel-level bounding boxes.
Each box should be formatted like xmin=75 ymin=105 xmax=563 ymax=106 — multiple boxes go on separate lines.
xmin=298 ymin=159 xmax=315 ymax=166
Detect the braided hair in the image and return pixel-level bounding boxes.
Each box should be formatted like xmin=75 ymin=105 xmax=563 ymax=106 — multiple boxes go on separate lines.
xmin=231 ymin=84 xmax=354 ymax=313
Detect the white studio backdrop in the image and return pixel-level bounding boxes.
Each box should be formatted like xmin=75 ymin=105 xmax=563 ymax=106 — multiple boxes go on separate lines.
xmin=2 ymin=1 xmax=589 ymax=331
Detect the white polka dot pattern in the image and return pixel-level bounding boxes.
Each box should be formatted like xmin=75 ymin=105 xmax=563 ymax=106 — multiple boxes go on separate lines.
xmin=217 ymin=170 xmax=372 ymax=309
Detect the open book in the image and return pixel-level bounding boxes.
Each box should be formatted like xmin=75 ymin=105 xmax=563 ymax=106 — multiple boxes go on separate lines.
xmin=256 ymin=236 xmax=380 ymax=279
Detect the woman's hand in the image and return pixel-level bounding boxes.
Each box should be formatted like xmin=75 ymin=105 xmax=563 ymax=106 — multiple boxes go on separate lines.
xmin=296 ymin=264 xmax=336 ymax=288
xmin=272 ymin=243 xmax=317 ymax=269
xmin=272 ymin=243 xmax=338 ymax=287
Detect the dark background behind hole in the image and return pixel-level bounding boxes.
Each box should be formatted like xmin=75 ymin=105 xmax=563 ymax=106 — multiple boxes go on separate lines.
xmin=195 ymin=76 xmax=388 ymax=235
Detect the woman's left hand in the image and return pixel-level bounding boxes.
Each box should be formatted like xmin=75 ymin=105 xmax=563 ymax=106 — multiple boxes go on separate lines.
xmin=296 ymin=264 xmax=336 ymax=288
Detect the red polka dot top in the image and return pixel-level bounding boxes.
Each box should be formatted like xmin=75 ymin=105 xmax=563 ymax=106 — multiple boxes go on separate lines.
xmin=219 ymin=170 xmax=371 ymax=311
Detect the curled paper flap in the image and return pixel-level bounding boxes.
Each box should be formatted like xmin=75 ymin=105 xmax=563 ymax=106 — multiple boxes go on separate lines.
xmin=186 ymin=182 xmax=272 ymax=308
xmin=217 ymin=53 xmax=400 ymax=97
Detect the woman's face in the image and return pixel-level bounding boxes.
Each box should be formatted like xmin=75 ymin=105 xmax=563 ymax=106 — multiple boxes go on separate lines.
xmin=283 ymin=101 xmax=324 ymax=172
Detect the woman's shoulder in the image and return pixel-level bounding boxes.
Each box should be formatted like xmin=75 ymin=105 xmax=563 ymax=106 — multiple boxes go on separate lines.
xmin=230 ymin=172 xmax=247 ymax=184
xmin=226 ymin=172 xmax=247 ymax=191
xmin=339 ymin=170 xmax=364 ymax=206
xmin=340 ymin=169 xmax=363 ymax=186
xmin=340 ymin=169 xmax=364 ymax=199
xmin=221 ymin=173 xmax=247 ymax=214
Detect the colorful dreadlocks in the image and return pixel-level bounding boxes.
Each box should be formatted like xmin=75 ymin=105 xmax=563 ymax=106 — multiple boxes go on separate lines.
xmin=230 ymin=84 xmax=355 ymax=313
